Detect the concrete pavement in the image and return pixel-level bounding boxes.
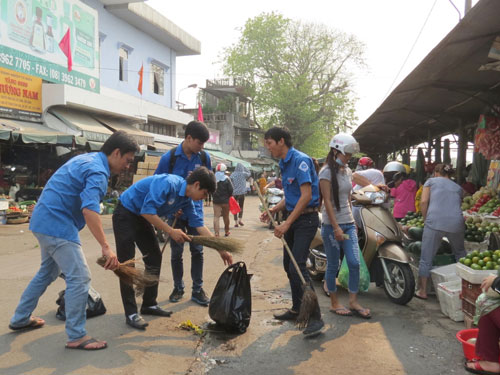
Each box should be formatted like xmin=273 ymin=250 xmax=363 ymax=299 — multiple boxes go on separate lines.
xmin=0 ymin=196 xmax=469 ymax=374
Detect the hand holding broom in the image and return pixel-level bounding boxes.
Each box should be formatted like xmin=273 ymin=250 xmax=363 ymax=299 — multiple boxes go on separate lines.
xmin=254 ymin=181 xmax=320 ymax=328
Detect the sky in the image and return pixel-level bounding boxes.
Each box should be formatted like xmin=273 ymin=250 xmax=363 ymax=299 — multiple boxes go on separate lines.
xmin=148 ymin=0 xmax=479 ymax=129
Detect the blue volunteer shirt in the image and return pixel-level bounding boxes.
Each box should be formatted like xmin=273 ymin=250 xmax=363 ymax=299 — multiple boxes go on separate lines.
xmin=30 ymin=152 xmax=110 ymax=244
xmin=279 ymin=147 xmax=320 ymax=212
xmin=119 ymin=174 xmax=204 ymax=228
xmin=154 ymin=142 xmax=211 ymax=221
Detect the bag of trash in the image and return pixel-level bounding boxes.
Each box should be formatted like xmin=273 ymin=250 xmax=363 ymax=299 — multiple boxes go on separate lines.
xmin=338 ymin=246 xmax=370 ymax=292
xmin=209 ymin=262 xmax=251 ymax=333
xmin=56 ymin=286 xmax=107 ymax=321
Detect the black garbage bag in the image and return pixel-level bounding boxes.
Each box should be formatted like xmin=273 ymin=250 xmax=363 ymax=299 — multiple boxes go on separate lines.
xmin=209 ymin=262 xmax=251 ymax=333
xmin=56 ymin=286 xmax=106 ymax=321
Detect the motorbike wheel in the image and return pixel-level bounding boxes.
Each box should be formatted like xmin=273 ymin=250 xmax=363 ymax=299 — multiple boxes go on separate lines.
xmin=382 ymin=260 xmax=415 ymax=305
xmin=307 ymin=245 xmax=325 ymax=281
xmin=156 ymin=229 xmax=165 ymax=243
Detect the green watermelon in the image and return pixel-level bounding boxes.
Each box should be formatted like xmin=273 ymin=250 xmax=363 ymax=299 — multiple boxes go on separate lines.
xmin=408 ymin=227 xmax=424 ymax=241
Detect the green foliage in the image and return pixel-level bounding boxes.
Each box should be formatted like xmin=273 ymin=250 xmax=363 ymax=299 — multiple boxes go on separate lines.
xmin=222 ymin=12 xmax=365 ymax=155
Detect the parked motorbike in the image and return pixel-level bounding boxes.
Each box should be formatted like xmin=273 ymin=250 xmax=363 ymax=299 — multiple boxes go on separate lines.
xmin=259 ymin=187 xmax=284 ymax=229
xmin=306 ymin=185 xmax=415 ymax=305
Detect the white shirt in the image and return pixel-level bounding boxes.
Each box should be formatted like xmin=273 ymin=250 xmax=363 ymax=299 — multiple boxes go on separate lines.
xmin=353 ymin=169 xmax=385 ymax=191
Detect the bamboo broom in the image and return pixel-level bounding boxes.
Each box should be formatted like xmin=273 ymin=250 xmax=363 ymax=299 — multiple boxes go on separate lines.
xmin=96 ymin=256 xmax=159 ymax=293
xmin=254 ymin=181 xmax=320 ymax=328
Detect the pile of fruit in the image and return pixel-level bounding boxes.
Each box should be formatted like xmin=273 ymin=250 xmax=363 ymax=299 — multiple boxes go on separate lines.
xmin=462 ymin=187 xmax=500 ymax=214
xmin=399 ymin=211 xmax=424 ymax=228
xmin=465 ymin=216 xmax=499 ymax=242
xmin=459 ymin=249 xmax=500 ymax=270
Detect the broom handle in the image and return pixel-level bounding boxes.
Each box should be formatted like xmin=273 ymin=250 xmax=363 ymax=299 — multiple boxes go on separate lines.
xmin=253 ymin=182 xmax=308 ymax=286
xmin=161 ymin=217 xmax=178 ymax=254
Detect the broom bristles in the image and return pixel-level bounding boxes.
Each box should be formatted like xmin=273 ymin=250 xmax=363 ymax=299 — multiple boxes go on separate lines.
xmin=96 ymin=257 xmax=159 ymax=291
xmin=296 ymin=286 xmax=320 ymax=328
xmin=189 ymin=235 xmax=244 ymax=254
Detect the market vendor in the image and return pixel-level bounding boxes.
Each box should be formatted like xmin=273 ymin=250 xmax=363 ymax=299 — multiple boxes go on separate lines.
xmin=415 ymin=163 xmax=466 ymax=300
xmin=112 ymin=166 xmax=233 ymax=330
xmin=464 ymin=274 xmax=500 ymax=375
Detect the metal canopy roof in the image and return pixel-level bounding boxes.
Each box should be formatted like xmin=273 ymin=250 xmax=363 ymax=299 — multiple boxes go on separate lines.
xmin=353 ymin=0 xmax=500 ymax=155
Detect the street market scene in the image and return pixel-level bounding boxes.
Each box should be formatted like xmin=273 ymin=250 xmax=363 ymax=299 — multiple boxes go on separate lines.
xmin=1 ymin=0 xmax=500 ymax=374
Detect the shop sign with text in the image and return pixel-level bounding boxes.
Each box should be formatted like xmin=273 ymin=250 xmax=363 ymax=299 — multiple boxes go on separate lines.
xmin=0 ymin=67 xmax=42 ymax=121
xmin=0 ymin=0 xmax=99 ymax=93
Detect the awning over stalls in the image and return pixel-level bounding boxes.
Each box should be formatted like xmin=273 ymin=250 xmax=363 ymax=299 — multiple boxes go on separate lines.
xmin=95 ymin=116 xmax=154 ymax=146
xmin=206 ymin=150 xmax=252 ymax=169
xmin=151 ymin=142 xmax=175 ymax=152
xmin=353 ymin=0 xmax=500 ymax=155
xmin=48 ymin=106 xmax=113 ymax=143
xmin=0 ymin=118 xmax=73 ymax=145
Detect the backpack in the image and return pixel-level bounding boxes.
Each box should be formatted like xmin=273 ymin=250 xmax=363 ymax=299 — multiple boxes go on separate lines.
xmin=167 ymin=145 xmax=209 ymax=173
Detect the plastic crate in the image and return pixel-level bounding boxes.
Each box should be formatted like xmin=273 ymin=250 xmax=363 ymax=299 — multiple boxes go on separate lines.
xmin=461 ymin=279 xmax=482 ymax=304
xmin=430 ymin=263 xmax=460 ymax=300
xmin=456 ymin=262 xmax=495 ymax=284
xmin=436 ymin=279 xmax=463 ymax=321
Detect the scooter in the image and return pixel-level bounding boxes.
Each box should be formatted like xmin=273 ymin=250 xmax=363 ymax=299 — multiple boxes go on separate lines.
xmin=259 ymin=187 xmax=284 ymax=229
xmin=306 ymin=185 xmax=415 ymax=305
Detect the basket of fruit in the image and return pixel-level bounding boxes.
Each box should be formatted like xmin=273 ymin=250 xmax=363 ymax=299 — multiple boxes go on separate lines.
xmin=457 ymin=249 xmax=499 ymax=283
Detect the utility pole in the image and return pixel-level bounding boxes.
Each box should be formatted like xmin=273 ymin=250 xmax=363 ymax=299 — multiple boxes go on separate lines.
xmin=464 ymin=0 xmax=472 ymax=15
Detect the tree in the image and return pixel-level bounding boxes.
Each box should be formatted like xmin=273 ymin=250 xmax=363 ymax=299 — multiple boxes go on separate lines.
xmin=222 ymin=12 xmax=365 ymax=157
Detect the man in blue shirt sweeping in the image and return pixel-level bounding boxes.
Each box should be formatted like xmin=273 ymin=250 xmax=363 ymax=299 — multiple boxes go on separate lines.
xmin=9 ymin=131 xmax=139 ymax=350
xmin=113 ymin=167 xmax=233 ymax=330
xmin=155 ymin=121 xmax=214 ymax=306
xmin=261 ymin=127 xmax=324 ymax=337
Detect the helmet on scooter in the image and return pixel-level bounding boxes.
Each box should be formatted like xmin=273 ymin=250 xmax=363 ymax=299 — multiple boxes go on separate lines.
xmin=382 ymin=161 xmax=406 ymax=174
xmin=329 ymin=133 xmax=360 ymax=155
xmin=357 ymin=156 xmax=374 ymax=170
xmin=216 ymin=163 xmax=227 ymax=172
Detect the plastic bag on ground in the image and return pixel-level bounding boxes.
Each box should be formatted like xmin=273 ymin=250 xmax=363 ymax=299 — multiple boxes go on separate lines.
xmin=209 ymin=262 xmax=251 ymax=333
xmin=338 ymin=246 xmax=370 ymax=292
xmin=55 ymin=286 xmax=106 ymax=321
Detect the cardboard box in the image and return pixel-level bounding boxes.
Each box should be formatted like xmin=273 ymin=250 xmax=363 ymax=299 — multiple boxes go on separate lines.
xmin=148 ymin=162 xmax=159 ymax=170
xmin=136 ymin=168 xmax=148 ymax=175
xmin=132 ymin=175 xmax=147 ymax=184
xmin=137 ymin=161 xmax=148 ymax=169
xmin=144 ymin=155 xmax=160 ymax=163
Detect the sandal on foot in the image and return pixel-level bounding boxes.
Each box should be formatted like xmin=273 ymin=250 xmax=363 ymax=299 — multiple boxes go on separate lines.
xmin=66 ymin=337 xmax=107 ymax=351
xmin=330 ymin=307 xmax=353 ymax=316
xmin=414 ymin=293 xmax=428 ymax=300
xmin=9 ymin=317 xmax=45 ymax=331
xmin=350 ymin=308 xmax=371 ymax=319
xmin=225 ymin=232 xmax=230 ymax=237
xmin=464 ymin=361 xmax=500 ymax=375
xmin=238 ymin=221 xmax=244 ymax=226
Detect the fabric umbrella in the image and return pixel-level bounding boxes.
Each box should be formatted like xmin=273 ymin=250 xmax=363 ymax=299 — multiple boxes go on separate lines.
xmin=470 ymin=151 xmax=489 ymax=187
xmin=443 ymin=139 xmax=451 ymax=164
xmin=415 ymin=147 xmax=426 ymax=186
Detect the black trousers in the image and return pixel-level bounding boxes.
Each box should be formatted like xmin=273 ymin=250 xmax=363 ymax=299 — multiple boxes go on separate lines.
xmin=283 ymin=211 xmax=320 ymax=317
xmin=113 ymin=202 xmax=162 ymax=316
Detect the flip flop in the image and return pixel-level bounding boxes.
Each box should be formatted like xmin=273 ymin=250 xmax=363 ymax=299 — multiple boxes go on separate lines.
xmin=9 ymin=317 xmax=45 ymax=331
xmin=350 ymin=308 xmax=372 ymax=319
xmin=66 ymin=338 xmax=107 ymax=351
xmin=465 ymin=360 xmax=500 ymax=375
xmin=414 ymin=293 xmax=428 ymax=300
xmin=330 ymin=307 xmax=353 ymax=316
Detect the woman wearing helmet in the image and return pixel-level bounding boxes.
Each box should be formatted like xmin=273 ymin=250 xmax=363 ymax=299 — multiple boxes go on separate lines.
xmin=212 ymin=163 xmax=233 ymax=237
xmin=356 ymin=156 xmax=374 ymax=171
xmin=319 ymin=133 xmax=371 ymax=319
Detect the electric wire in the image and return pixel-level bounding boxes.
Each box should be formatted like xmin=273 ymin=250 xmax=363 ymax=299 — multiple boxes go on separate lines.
xmin=382 ymin=0 xmax=438 ymax=101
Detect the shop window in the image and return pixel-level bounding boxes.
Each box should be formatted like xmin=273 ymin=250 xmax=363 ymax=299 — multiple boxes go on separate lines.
xmin=119 ymin=47 xmax=128 ymax=82
xmin=150 ymin=63 xmax=164 ymax=95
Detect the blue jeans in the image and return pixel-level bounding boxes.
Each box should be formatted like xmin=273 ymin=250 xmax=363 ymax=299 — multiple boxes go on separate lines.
xmin=169 ymin=218 xmax=203 ymax=292
xmin=321 ymin=223 xmax=360 ymax=293
xmin=10 ymin=232 xmax=91 ymax=341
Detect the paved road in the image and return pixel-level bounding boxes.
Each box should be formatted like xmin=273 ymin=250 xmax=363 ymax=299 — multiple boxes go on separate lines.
xmin=0 ymin=196 xmax=469 ymax=374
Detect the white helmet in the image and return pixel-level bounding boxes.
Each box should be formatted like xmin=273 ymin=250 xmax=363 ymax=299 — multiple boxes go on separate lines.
xmin=329 ymin=133 xmax=360 ymax=155
xmin=383 ymin=161 xmax=406 ymax=173
xmin=216 ymin=163 xmax=227 ymax=172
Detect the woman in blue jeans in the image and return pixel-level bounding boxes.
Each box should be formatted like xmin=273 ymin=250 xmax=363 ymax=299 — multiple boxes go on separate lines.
xmin=318 ymin=134 xmax=371 ymax=319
